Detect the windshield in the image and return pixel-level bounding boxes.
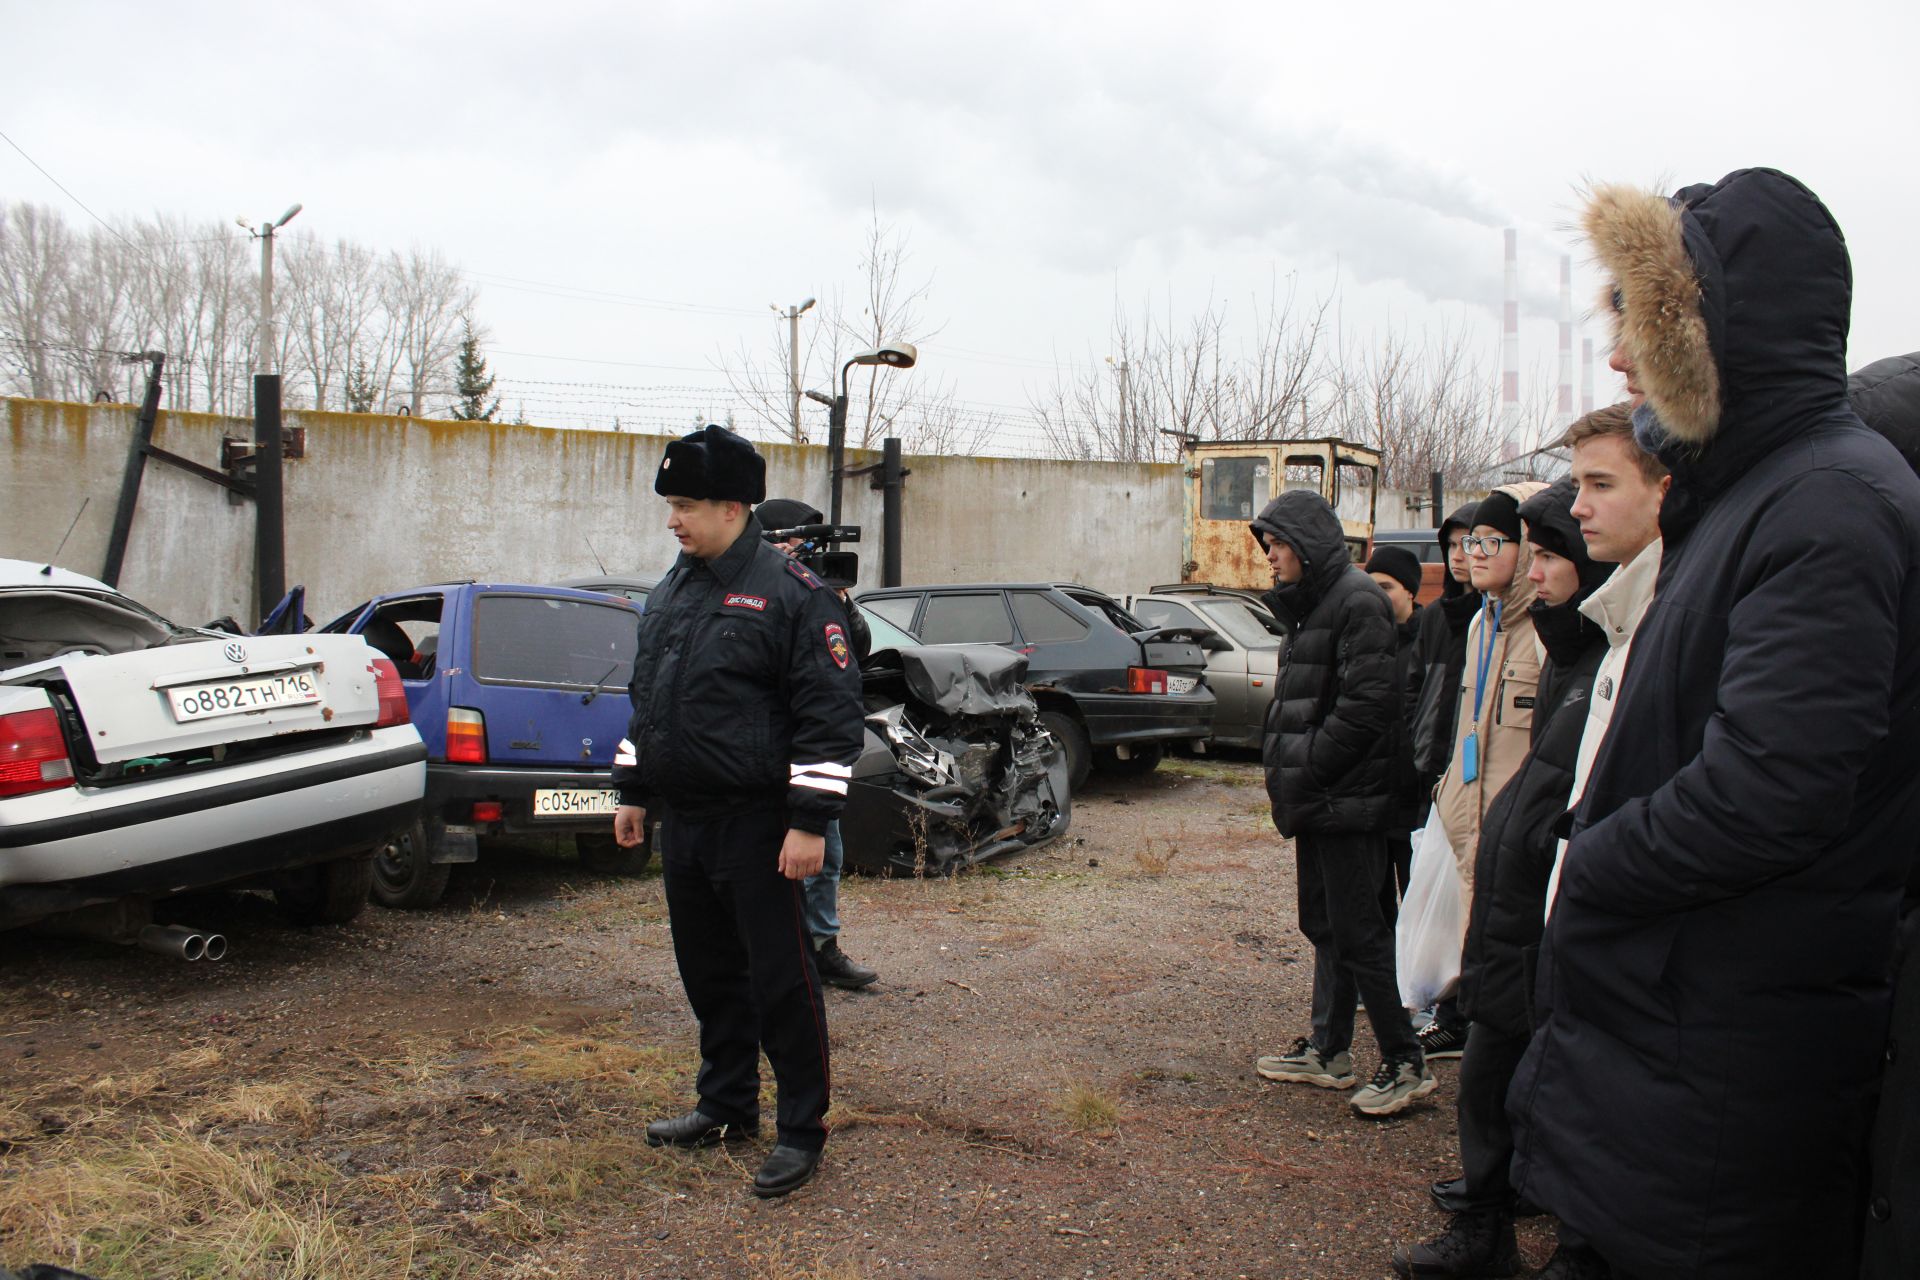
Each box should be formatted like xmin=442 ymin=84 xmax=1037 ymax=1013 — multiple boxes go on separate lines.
xmin=1196 ymin=599 xmax=1284 ymax=648
xmin=861 ymin=604 xmax=918 ymax=650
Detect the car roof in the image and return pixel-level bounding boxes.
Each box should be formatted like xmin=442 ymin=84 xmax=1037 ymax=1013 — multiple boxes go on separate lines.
xmin=860 ymin=582 xmax=1111 ymax=596
xmin=0 ymin=558 xmax=118 ymax=592
xmin=1371 ymin=528 xmax=1444 ymax=542
xmin=555 ymin=574 xmax=659 ymax=589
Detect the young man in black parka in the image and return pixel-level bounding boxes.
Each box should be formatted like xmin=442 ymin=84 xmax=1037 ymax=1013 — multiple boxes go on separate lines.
xmin=1251 ymin=490 xmax=1432 ymax=1118
xmin=1392 ymin=473 xmax=1613 ymax=1279
xmin=1508 ymin=169 xmax=1920 ymax=1280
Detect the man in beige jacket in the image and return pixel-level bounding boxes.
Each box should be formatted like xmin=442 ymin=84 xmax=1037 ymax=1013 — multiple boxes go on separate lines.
xmin=1418 ymin=481 xmax=1547 ymax=1064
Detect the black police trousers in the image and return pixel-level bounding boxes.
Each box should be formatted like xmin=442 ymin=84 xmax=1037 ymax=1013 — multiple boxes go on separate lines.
xmin=659 ymin=805 xmax=831 ymax=1151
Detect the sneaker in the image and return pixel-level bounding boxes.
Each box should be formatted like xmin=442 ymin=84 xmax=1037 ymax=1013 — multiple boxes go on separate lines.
xmin=1255 ymin=1036 xmax=1355 ymax=1088
xmin=1533 ymin=1243 xmax=1612 ymax=1279
xmin=1350 ymin=1056 xmax=1437 ymax=1117
xmin=1417 ymin=1019 xmax=1469 ymax=1060
xmin=1390 ymin=1209 xmax=1520 ymax=1278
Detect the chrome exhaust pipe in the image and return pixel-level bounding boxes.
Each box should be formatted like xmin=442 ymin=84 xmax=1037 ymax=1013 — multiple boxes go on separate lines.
xmin=201 ymin=932 xmax=228 ymax=961
xmin=138 ymin=923 xmax=211 ymax=961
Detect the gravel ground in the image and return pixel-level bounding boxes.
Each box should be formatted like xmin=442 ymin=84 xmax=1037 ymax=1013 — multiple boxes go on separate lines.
xmin=0 ymin=755 xmax=1561 ymax=1278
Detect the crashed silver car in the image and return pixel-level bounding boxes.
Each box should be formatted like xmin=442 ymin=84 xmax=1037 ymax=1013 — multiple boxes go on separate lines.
xmin=842 ymin=642 xmax=1071 ymax=875
xmin=0 ymin=560 xmax=426 ymax=942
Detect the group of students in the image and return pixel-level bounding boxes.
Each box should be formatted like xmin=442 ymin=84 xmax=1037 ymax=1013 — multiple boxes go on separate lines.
xmin=1252 ymin=167 xmax=1920 ymax=1279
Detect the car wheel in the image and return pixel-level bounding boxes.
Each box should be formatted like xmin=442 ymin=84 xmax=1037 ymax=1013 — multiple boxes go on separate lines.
xmin=371 ymin=819 xmax=453 ymax=909
xmin=1037 ymin=710 xmax=1092 ymax=792
xmin=1094 ymin=743 xmax=1165 ymax=777
xmin=577 ymin=831 xmax=654 ymax=876
xmin=275 ymin=856 xmax=375 ymax=926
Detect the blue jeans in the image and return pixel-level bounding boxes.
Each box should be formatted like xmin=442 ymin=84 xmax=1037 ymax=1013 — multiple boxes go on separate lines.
xmin=802 ymin=820 xmax=843 ymax=942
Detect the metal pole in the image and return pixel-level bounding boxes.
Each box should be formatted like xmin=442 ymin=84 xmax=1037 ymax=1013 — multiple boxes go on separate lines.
xmin=254 ymin=373 xmax=284 ymax=622
xmin=788 ymin=307 xmax=801 ymax=443
xmin=828 ymin=393 xmax=847 ymax=524
xmin=102 ymin=352 xmax=166 ymax=587
xmin=881 ymin=437 xmax=903 ymax=587
xmin=1429 ymin=470 xmax=1444 ymax=528
xmin=257 ymin=225 xmax=275 ymax=377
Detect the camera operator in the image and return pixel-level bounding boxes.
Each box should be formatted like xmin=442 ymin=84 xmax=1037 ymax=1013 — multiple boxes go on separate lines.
xmin=757 ymin=497 xmax=879 ymax=992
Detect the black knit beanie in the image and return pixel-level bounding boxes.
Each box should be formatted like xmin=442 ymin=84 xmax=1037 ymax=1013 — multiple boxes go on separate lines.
xmin=1471 ymin=490 xmax=1523 ymax=542
xmin=1364 ymin=546 xmax=1423 ymax=597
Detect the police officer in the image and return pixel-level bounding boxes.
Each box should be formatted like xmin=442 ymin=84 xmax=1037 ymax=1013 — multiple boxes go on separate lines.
xmin=755 ymin=495 xmax=879 ymax=991
xmin=612 ymin=424 xmax=864 ymax=1199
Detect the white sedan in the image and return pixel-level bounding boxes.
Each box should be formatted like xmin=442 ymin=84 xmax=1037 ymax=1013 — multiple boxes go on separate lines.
xmin=0 ymin=559 xmax=426 ymax=935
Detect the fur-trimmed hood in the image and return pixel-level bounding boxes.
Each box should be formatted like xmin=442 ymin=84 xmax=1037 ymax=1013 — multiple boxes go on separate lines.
xmin=1583 ymin=169 xmax=1853 ymax=480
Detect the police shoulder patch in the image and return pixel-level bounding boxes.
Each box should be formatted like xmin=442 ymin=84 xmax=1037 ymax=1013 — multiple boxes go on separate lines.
xmin=824 ymin=623 xmax=851 ymax=669
xmin=785 ymin=558 xmax=826 ymax=590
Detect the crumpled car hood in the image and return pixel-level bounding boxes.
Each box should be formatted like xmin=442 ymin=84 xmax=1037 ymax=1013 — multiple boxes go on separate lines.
xmin=897 ymin=645 xmax=1035 ymax=718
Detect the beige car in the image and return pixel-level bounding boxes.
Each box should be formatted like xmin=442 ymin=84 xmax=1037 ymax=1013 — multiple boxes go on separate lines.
xmin=1122 ymin=589 xmax=1284 ymax=750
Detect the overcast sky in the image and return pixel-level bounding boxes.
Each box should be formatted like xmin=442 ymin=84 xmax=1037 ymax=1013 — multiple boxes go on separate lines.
xmin=4 ymin=0 xmax=1916 ymax=446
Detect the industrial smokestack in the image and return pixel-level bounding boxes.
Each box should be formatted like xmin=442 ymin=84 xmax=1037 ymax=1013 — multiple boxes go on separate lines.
xmin=1557 ymin=256 xmax=1574 ymax=430
xmin=1502 ymin=228 xmax=1521 ymax=460
xmin=1581 ymin=337 xmax=1595 ymax=415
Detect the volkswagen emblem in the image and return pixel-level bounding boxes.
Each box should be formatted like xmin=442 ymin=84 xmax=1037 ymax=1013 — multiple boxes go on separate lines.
xmin=223 ymin=642 xmax=248 ymax=664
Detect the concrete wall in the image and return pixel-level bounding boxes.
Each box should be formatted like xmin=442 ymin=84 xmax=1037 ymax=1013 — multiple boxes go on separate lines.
xmin=3 ymin=398 xmax=1185 ymax=626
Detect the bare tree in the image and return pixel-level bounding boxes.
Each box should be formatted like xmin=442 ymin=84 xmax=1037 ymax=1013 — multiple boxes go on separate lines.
xmin=0 ymin=203 xmax=75 ymax=398
xmin=1327 ymin=324 xmax=1509 ymax=490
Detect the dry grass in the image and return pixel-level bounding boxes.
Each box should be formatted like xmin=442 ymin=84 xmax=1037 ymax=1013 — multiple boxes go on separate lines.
xmin=741 ymin=1238 xmax=868 ymax=1280
xmin=1130 ymin=834 xmax=1181 ymax=876
xmin=200 ymin=1081 xmax=318 ymax=1128
xmin=1055 ymin=1081 xmax=1120 ymax=1133
xmin=483 ymin=1023 xmax=686 ymax=1100
xmin=1160 ymin=757 xmax=1257 ymax=786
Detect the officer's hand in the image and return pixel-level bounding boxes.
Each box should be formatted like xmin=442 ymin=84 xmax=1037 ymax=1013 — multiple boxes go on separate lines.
xmin=778 ymin=828 xmax=826 ymax=880
xmin=614 ymin=805 xmax=647 ymax=848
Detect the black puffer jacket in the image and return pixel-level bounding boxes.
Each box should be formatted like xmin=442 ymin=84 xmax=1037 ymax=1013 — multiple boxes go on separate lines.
xmin=1384 ymin=608 xmax=1427 ymax=832
xmin=1456 ymin=596 xmax=1605 ymax=1036
xmin=1409 ymin=503 xmax=1479 ymax=781
xmin=1509 ymin=169 xmax=1920 ymax=1280
xmin=1254 ymin=491 xmax=1399 ymax=837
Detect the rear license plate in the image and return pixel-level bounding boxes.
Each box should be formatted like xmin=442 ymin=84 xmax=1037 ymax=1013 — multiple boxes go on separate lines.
xmin=533 ymin=788 xmax=620 ymax=817
xmin=1167 ymin=675 xmax=1199 ymax=694
xmin=167 ymin=670 xmax=321 ymax=722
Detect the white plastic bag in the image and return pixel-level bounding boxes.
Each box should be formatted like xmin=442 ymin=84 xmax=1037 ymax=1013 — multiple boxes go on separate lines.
xmin=1396 ymin=809 xmax=1467 ymax=1012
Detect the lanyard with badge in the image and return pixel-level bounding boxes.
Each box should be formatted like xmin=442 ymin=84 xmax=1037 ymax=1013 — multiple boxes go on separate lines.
xmin=1461 ymin=598 xmax=1502 ymax=784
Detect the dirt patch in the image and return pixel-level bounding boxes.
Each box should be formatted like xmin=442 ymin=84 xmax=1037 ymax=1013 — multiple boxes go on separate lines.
xmin=0 ymin=758 xmax=1557 ymax=1278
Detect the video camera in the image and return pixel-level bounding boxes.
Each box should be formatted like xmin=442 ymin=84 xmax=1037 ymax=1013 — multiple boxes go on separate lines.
xmin=764 ymin=523 xmax=861 ymax=589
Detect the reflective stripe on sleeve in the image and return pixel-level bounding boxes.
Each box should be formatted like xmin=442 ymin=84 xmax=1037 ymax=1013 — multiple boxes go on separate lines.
xmin=791 ymin=775 xmax=849 ymax=796
xmin=790 ymin=762 xmax=852 ymax=778
xmin=614 ymin=738 xmax=637 ymax=767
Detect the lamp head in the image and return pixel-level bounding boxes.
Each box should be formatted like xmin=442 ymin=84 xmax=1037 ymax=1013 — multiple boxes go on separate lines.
xmin=852 ymin=341 xmax=918 ymax=371
xmin=274 ymin=203 xmax=303 ymax=228
xmin=799 ymin=296 xmax=817 ymax=314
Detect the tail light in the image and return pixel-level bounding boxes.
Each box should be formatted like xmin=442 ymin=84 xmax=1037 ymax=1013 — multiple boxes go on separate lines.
xmin=0 ymin=708 xmax=76 ymax=798
xmin=446 ymin=706 xmax=487 ymax=764
xmin=1127 ymin=666 xmax=1169 ymax=695
xmin=369 ymin=660 xmax=411 ymax=728
xmin=472 ymin=800 xmax=504 ymax=823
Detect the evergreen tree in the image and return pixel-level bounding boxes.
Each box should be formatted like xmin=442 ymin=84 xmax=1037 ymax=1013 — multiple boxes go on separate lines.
xmin=449 ymin=318 xmax=500 ymax=421
xmin=344 ymin=359 xmax=378 ymax=414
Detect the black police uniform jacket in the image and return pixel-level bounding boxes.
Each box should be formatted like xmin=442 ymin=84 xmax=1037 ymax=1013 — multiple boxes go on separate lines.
xmin=1508 ymin=169 xmax=1920 ymax=1280
xmin=612 ymin=518 xmax=865 ymax=834
xmin=1455 ymin=597 xmax=1604 ymax=1038
xmin=1254 ymin=491 xmax=1399 ymax=838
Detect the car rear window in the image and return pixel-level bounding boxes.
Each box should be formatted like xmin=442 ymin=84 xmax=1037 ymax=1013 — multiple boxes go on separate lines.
xmin=863 ymin=595 xmax=921 ymax=632
xmin=918 ymin=592 xmax=1014 ymax=644
xmin=1128 ymin=598 xmax=1201 ymax=632
xmin=472 ymin=595 xmax=639 ymax=689
xmin=1009 ymin=592 xmax=1089 ymax=643
xmin=1196 ymin=599 xmax=1284 ymax=648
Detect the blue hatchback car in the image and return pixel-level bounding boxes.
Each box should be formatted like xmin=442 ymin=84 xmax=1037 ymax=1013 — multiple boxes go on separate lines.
xmin=317 ymin=582 xmax=643 ymax=907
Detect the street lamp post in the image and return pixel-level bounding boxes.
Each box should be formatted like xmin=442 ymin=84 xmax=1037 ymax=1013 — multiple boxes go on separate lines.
xmin=240 ymin=202 xmax=301 ymax=623
xmin=773 ymin=298 xmax=817 ymax=443
xmin=819 ymin=342 xmax=917 ymax=524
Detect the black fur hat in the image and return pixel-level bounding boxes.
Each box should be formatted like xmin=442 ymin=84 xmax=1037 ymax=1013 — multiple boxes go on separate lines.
xmin=654 ymin=424 xmax=766 ymax=503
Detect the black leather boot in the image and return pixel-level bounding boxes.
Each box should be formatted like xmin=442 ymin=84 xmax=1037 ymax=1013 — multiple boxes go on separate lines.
xmin=814 ymin=937 xmax=878 ymax=990
xmin=751 ymin=1144 xmax=822 ymax=1197
xmin=644 ymin=1110 xmax=757 ymax=1148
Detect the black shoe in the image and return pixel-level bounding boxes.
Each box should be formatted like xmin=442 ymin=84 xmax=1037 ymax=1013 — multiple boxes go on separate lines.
xmin=814 ymin=937 xmax=878 ymax=990
xmin=1534 ymin=1242 xmax=1611 ymax=1279
xmin=1429 ymin=1175 xmax=1469 ymax=1213
xmin=1390 ymin=1209 xmax=1520 ymax=1278
xmin=644 ymin=1110 xmax=757 ymax=1148
xmin=1416 ymin=1019 xmax=1469 ymax=1060
xmin=751 ymin=1144 xmax=821 ymax=1198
